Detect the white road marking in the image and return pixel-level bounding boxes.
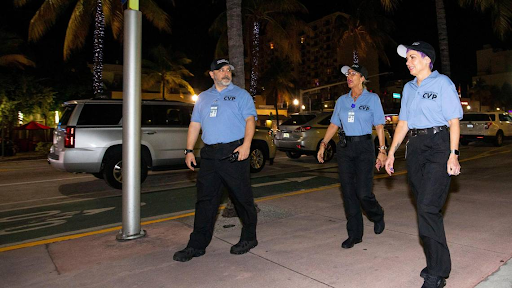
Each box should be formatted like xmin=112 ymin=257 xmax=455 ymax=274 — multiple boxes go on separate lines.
xmin=0 ymin=176 xmax=93 ymax=187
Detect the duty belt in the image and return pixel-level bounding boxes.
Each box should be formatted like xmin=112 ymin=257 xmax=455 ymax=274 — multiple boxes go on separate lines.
xmin=205 ymin=138 xmax=243 ymax=148
xmin=408 ymin=126 xmax=447 ymax=137
xmin=345 ymin=134 xmax=372 ymax=142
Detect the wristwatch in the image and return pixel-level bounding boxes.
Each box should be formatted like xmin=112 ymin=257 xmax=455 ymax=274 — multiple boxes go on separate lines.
xmin=450 ymin=149 xmax=460 ymax=156
xmin=184 ymin=149 xmax=194 ymax=155
xmin=378 ymin=145 xmax=387 ymax=151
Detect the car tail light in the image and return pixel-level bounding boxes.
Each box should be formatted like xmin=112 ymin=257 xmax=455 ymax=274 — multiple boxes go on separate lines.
xmin=484 ymin=122 xmax=493 ymax=129
xmin=294 ymin=126 xmax=311 ymax=132
xmin=65 ymin=126 xmax=75 ymax=148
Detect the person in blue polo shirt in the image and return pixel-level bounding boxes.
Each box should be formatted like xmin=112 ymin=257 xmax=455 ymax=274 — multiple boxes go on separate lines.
xmin=318 ymin=64 xmax=387 ymax=249
xmin=173 ymin=59 xmax=258 ymax=262
xmin=385 ymin=41 xmax=463 ymax=288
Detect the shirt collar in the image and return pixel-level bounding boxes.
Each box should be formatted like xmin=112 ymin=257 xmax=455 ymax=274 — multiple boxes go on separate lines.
xmin=412 ymin=70 xmax=440 ymax=87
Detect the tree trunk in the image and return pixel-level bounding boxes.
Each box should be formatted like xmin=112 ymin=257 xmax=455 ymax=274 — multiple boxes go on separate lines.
xmin=249 ymin=21 xmax=261 ymax=96
xmin=161 ymin=77 xmax=165 ymax=100
xmin=274 ymin=91 xmax=280 ymax=129
xmin=435 ymin=0 xmax=451 ymax=76
xmin=226 ymin=0 xmax=245 ymax=89
xmin=93 ymin=0 xmax=105 ymax=97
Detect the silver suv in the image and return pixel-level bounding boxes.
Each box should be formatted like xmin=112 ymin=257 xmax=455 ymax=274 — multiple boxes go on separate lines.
xmin=48 ymin=99 xmax=276 ymax=189
xmin=274 ymin=112 xmax=391 ymax=162
xmin=459 ymin=112 xmax=512 ymax=146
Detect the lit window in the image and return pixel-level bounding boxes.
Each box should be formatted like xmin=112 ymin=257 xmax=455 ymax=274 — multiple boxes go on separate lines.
xmin=300 ymin=37 xmax=305 ymax=44
xmin=270 ymin=43 xmax=274 ymax=49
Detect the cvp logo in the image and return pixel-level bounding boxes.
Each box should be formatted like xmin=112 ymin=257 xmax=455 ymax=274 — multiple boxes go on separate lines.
xmin=422 ymin=92 xmax=438 ymax=100
xmin=224 ymin=96 xmax=236 ymax=101
xmin=358 ymin=105 xmax=370 ymax=111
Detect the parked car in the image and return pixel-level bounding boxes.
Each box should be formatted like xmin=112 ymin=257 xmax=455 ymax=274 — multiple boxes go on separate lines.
xmin=274 ymin=112 xmax=392 ymax=162
xmin=459 ymin=111 xmax=512 ymax=146
xmin=48 ymin=99 xmax=275 ymax=189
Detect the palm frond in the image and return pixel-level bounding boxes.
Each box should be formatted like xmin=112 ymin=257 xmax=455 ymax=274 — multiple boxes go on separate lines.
xmin=140 ymin=0 xmax=172 ymax=33
xmin=27 ymin=0 xmax=72 ymax=42
xmin=0 ymin=54 xmax=36 ymax=69
xmin=63 ymin=0 xmax=95 ymax=60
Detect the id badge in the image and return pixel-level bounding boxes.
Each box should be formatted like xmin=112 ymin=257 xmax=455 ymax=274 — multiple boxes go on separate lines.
xmin=210 ymin=104 xmax=218 ymax=117
xmin=348 ymin=110 xmax=355 ymax=123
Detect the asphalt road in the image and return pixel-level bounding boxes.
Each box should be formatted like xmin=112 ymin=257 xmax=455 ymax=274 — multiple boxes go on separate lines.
xmin=0 ymin=142 xmax=510 ymax=247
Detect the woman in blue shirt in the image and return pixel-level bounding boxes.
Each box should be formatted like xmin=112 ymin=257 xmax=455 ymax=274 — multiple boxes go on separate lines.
xmin=384 ymin=41 xmax=463 ymax=288
xmin=318 ymin=64 xmax=387 ymax=249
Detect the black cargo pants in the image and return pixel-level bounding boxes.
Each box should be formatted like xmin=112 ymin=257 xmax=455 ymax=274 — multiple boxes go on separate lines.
xmin=406 ymin=129 xmax=452 ymax=278
xmin=336 ymin=136 xmax=384 ymax=239
xmin=187 ymin=139 xmax=258 ymax=250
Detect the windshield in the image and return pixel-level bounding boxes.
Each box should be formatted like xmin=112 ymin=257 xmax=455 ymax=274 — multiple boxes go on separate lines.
xmin=281 ymin=115 xmax=316 ymax=125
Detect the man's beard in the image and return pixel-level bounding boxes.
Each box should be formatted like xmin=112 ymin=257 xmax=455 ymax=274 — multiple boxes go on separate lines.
xmin=220 ymin=77 xmax=232 ymax=86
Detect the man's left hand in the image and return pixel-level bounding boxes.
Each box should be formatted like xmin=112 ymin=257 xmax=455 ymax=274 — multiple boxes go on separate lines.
xmin=234 ymin=144 xmax=251 ymax=161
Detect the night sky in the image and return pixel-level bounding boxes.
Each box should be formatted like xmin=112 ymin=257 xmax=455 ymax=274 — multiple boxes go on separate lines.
xmin=2 ymin=0 xmax=511 ymax=96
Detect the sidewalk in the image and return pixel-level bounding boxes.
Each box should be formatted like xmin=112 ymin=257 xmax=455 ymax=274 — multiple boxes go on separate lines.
xmin=0 ymin=151 xmax=47 ymax=162
xmin=1 ymin=172 xmax=511 ymax=287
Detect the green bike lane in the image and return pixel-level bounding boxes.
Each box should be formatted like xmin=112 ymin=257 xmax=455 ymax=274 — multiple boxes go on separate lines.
xmin=0 ymin=171 xmax=339 ymax=246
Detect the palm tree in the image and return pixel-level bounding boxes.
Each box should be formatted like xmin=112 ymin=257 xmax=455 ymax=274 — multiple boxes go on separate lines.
xmin=141 ymin=45 xmax=195 ymax=100
xmin=211 ymin=0 xmax=309 ymax=95
xmin=226 ymin=0 xmax=245 ymax=88
xmin=335 ymin=10 xmax=395 ymax=66
xmin=14 ymin=0 xmax=172 ymax=61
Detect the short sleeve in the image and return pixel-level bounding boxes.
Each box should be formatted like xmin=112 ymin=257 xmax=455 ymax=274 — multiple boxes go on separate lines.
xmin=191 ymin=94 xmax=203 ymax=123
xmin=398 ymin=86 xmax=409 ymax=121
xmin=239 ymin=90 xmax=258 ymax=121
xmin=330 ymin=98 xmax=342 ymax=127
xmin=440 ymin=77 xmax=463 ymax=121
xmin=372 ymin=95 xmax=385 ymax=126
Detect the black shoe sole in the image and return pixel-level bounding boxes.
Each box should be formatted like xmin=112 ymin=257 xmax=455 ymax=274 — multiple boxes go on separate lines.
xmin=230 ymin=241 xmax=258 ymax=255
xmin=341 ymin=239 xmax=362 ymax=249
xmin=173 ymin=250 xmax=205 ymax=262
xmin=374 ymin=220 xmax=385 ymax=234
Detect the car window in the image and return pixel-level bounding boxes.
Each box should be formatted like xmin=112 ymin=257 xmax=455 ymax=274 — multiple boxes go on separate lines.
xmin=489 ymin=114 xmax=495 ymax=121
xmin=499 ymin=114 xmax=512 ymax=121
xmin=461 ymin=114 xmax=491 ymax=121
xmin=143 ymin=105 xmax=192 ymax=127
xmin=281 ymin=114 xmax=316 ymax=125
xmin=77 ymin=104 xmax=123 ymax=126
xmin=317 ymin=115 xmax=332 ymax=125
xmin=59 ymin=104 xmax=76 ymax=126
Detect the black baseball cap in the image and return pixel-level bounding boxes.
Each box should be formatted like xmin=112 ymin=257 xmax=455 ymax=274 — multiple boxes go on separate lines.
xmin=341 ymin=64 xmax=369 ymax=79
xmin=210 ymin=58 xmax=235 ymax=71
xmin=397 ymin=41 xmax=436 ymax=64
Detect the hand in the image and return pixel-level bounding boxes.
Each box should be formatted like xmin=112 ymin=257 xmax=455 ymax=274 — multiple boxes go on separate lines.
xmin=317 ymin=145 xmax=325 ymax=163
xmin=447 ymin=154 xmax=461 ymax=176
xmin=384 ymin=154 xmax=395 ymax=176
xmin=185 ymin=153 xmax=197 ymax=171
xmin=234 ymin=144 xmax=251 ymax=161
xmin=375 ymin=152 xmax=387 ymax=171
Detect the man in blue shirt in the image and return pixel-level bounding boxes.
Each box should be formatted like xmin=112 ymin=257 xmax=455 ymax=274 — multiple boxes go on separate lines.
xmin=173 ymin=59 xmax=258 ymax=262
xmin=385 ymin=41 xmax=463 ymax=288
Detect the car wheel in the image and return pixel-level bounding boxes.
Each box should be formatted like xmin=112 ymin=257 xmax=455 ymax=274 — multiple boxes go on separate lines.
xmin=103 ymin=154 xmax=149 ymax=189
xmin=250 ymin=143 xmax=266 ymax=173
xmin=494 ymin=131 xmax=504 ymax=147
xmin=285 ymin=151 xmax=302 ymax=159
xmin=92 ymin=173 xmax=104 ymax=179
xmin=317 ymin=141 xmax=335 ymax=163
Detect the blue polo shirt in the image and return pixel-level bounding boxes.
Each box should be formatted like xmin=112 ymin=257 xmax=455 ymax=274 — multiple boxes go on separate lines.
xmin=191 ymin=83 xmax=257 ymax=145
xmin=399 ymin=71 xmax=463 ymax=129
xmin=330 ymin=89 xmax=385 ymax=136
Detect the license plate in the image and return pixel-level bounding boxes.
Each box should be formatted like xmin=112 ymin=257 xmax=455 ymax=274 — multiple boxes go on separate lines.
xmin=283 ymin=133 xmax=290 ymax=138
xmin=467 ymin=124 xmax=474 ymax=128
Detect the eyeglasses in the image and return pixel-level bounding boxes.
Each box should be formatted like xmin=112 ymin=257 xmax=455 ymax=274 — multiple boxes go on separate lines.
xmin=345 ymin=71 xmax=359 ymax=77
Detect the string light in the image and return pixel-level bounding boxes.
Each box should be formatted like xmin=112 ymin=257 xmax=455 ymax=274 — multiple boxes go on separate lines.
xmin=250 ymin=21 xmax=260 ymax=96
xmin=93 ymin=0 xmax=105 ymax=97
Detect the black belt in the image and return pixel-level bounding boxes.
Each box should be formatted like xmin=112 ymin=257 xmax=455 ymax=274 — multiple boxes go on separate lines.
xmin=205 ymin=138 xmax=243 ymax=148
xmin=345 ymin=134 xmax=372 ymax=142
xmin=408 ymin=126 xmax=447 ymax=137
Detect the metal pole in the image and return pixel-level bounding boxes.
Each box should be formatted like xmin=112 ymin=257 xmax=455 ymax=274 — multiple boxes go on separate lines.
xmin=299 ymin=90 xmax=304 ymax=113
xmin=117 ymin=7 xmax=146 ymax=241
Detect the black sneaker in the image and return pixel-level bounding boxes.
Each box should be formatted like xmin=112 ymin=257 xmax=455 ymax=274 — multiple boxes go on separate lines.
xmin=421 ymin=274 xmax=446 ymax=288
xmin=420 ymin=267 xmax=428 ymax=278
xmin=173 ymin=247 xmax=205 ymax=262
xmin=341 ymin=237 xmax=362 ymax=249
xmin=230 ymin=240 xmax=258 ymax=255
